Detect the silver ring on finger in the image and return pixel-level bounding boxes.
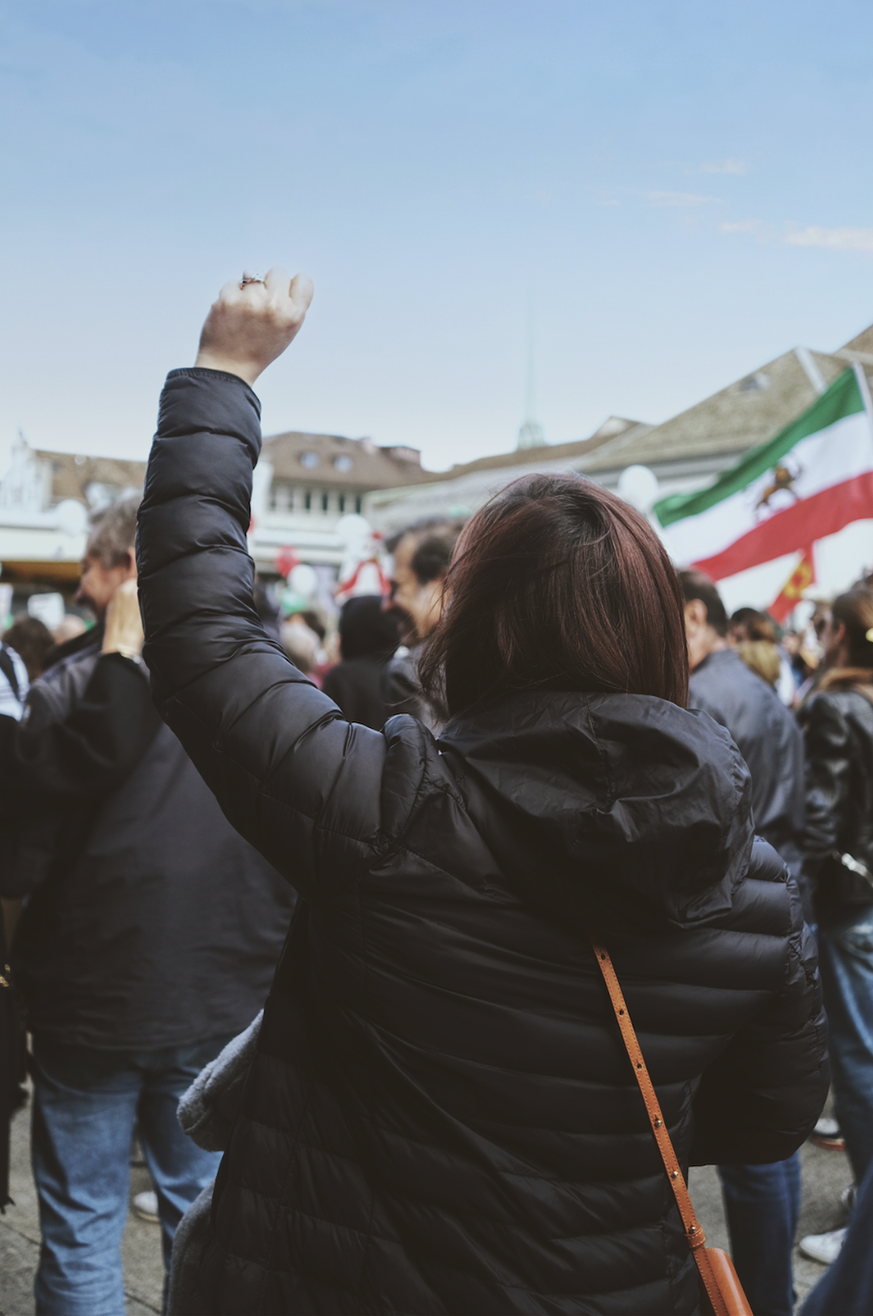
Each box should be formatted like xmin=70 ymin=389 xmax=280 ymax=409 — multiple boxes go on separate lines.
xmin=240 ymin=269 xmax=265 ymax=287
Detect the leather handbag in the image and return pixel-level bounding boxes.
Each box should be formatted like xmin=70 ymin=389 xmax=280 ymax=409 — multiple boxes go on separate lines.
xmin=591 ymin=943 xmax=753 ymax=1316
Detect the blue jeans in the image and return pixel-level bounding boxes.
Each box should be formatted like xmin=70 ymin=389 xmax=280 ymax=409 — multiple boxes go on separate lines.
xmin=30 ymin=1033 xmax=231 ymax=1316
xmin=718 ymin=1153 xmax=801 ymax=1316
xmin=801 ymin=1153 xmax=873 ymax=1315
xmin=818 ymin=906 xmax=873 ymax=1185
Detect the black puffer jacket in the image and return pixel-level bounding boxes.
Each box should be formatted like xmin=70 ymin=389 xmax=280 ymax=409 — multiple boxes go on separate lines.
xmin=138 ymin=368 xmax=828 ymax=1316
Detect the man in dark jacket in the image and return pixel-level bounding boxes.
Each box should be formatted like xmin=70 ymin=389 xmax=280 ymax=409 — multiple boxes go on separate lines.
xmin=681 ymin=569 xmax=807 ymax=1316
xmin=321 ymin=595 xmax=400 ymax=729
xmin=0 ymin=497 xmax=296 ymax=1316
xmin=133 ymin=272 xmax=826 ymax=1316
xmin=383 ymin=517 xmax=464 ymax=733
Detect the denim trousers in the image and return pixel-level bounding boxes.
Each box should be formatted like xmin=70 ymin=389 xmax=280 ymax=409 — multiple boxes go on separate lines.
xmin=817 ymin=904 xmax=873 ymax=1185
xmin=801 ymin=1153 xmax=873 ymax=1316
xmin=30 ymin=1033 xmax=231 ymax=1316
xmin=718 ymin=1152 xmax=801 ymax=1316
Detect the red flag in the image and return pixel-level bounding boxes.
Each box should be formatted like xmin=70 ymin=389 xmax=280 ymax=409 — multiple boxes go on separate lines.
xmin=769 ymin=546 xmax=816 ymax=624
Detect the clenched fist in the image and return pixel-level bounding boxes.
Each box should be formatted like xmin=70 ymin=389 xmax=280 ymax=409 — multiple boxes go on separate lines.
xmin=195 ymin=267 xmax=314 ymax=386
xmin=103 ymin=577 xmax=144 ymax=659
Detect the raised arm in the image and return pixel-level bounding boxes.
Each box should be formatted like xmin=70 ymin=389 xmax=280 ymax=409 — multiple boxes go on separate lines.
xmin=137 ymin=268 xmax=399 ymax=899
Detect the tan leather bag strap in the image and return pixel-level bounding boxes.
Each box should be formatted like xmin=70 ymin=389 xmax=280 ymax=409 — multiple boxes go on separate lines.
xmin=591 ymin=942 xmax=729 ymax=1316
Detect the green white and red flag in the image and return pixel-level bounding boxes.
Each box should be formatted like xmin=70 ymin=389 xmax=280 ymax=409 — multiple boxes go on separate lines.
xmin=654 ymin=366 xmax=873 ymax=581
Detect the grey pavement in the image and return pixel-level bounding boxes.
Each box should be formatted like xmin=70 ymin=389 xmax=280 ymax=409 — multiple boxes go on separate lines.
xmin=0 ymin=1092 xmax=852 ymax=1315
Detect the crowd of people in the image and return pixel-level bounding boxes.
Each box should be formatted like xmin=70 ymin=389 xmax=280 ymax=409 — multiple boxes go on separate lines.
xmin=0 ymin=266 xmax=871 ymax=1315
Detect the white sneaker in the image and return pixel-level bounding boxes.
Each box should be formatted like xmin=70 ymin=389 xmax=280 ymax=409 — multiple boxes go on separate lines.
xmin=799 ymin=1227 xmax=847 ymax=1265
xmin=132 ymin=1189 xmax=159 ymax=1223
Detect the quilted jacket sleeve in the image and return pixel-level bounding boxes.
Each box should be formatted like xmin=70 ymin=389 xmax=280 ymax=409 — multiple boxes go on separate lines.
xmin=137 ymin=368 xmax=401 ymax=900
xmin=690 ymin=839 xmax=829 ymax=1164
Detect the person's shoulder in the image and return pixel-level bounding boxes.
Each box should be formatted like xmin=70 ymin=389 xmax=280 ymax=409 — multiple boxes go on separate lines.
xmin=384 ymin=648 xmax=418 ymax=687
xmin=27 ymin=635 xmax=101 ymax=725
xmin=802 ymin=687 xmax=852 ymax=723
xmin=43 ymin=624 xmax=101 ymax=676
xmin=688 ymin=650 xmax=741 ymax=717
xmin=694 ymin=648 xmax=782 ymax=709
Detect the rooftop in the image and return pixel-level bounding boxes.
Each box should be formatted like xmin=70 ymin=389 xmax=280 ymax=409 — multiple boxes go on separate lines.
xmin=418 ymin=416 xmax=652 ymax=483
xmin=263 ymin=430 xmax=433 ymax=491
xmin=35 ymin=450 xmax=146 ymax=505
xmin=579 ymin=325 xmax=873 ymax=475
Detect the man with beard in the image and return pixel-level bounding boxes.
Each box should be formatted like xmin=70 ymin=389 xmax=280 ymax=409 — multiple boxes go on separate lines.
xmin=383 ymin=517 xmax=465 ymax=734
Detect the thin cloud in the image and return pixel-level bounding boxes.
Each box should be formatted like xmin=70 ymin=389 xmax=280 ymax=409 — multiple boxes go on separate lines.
xmin=720 ymin=219 xmax=761 ymax=234
xmin=645 ymin=191 xmax=723 ymax=207
xmin=784 ymin=226 xmax=873 ymax=253
xmin=701 ymin=159 xmax=747 ymax=175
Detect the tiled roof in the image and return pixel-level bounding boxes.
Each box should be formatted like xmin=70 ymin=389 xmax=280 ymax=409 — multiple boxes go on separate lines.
xmin=415 ymin=417 xmax=651 ymax=483
xmin=263 ymin=430 xmax=433 ymax=491
xmin=579 ymin=338 xmax=873 ymax=475
xmin=36 ymin=451 xmax=146 ymax=504
xmin=838 ymin=323 xmax=873 ymax=361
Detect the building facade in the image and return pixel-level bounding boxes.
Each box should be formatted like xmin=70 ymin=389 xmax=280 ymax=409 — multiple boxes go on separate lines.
xmin=366 ymin=323 xmax=873 ymax=610
xmin=252 ymin=429 xmax=431 ymax=574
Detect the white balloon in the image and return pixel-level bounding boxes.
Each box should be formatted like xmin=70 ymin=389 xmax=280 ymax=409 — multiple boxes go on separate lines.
xmin=54 ymin=499 xmax=89 ymax=537
xmin=289 ymin=563 xmax=318 ymax=598
xmin=335 ymin=513 xmax=371 ymax=546
xmin=617 ymin=465 xmax=660 ymax=514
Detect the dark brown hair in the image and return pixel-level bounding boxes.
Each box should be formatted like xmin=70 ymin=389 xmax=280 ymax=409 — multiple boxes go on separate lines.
xmin=3 ymin=615 xmax=54 ymax=681
xmin=419 ymin=473 xmax=689 ymax=717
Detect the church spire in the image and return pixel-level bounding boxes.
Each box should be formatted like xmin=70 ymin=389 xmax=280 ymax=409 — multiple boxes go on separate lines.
xmin=517 ymin=301 xmax=545 ymax=449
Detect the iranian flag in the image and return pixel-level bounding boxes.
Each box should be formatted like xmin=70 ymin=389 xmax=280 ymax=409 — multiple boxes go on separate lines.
xmin=654 ymin=365 xmax=873 ymax=580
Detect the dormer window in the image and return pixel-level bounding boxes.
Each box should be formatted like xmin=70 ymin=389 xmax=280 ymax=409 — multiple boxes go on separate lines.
xmin=300 ymin=451 xmax=319 ymax=469
xmin=334 ymin=455 xmax=353 ymax=472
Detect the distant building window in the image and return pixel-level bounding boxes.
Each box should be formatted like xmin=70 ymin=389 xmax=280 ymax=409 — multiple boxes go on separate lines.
xmin=300 ymin=451 xmax=319 ymax=469
xmin=304 ymin=491 xmax=312 ymax=511
xmin=338 ymin=493 xmax=346 ymax=513
xmin=354 ymin=495 xmax=363 ymax=514
xmin=334 ymin=454 xmax=353 ymax=472
xmin=321 ymin=492 xmax=330 ymax=512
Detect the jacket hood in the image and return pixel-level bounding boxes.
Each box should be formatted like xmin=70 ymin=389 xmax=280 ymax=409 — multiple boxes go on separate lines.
xmin=438 ymin=690 xmax=754 ymax=935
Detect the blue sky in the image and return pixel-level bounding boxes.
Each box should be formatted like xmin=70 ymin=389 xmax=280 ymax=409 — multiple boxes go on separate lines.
xmin=2 ymin=0 xmax=873 ymax=471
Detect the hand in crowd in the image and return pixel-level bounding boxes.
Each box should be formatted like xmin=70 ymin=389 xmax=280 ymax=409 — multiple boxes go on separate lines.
xmin=102 ymin=577 xmax=144 ymax=658
xmin=195 ymin=267 xmax=314 ymax=386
